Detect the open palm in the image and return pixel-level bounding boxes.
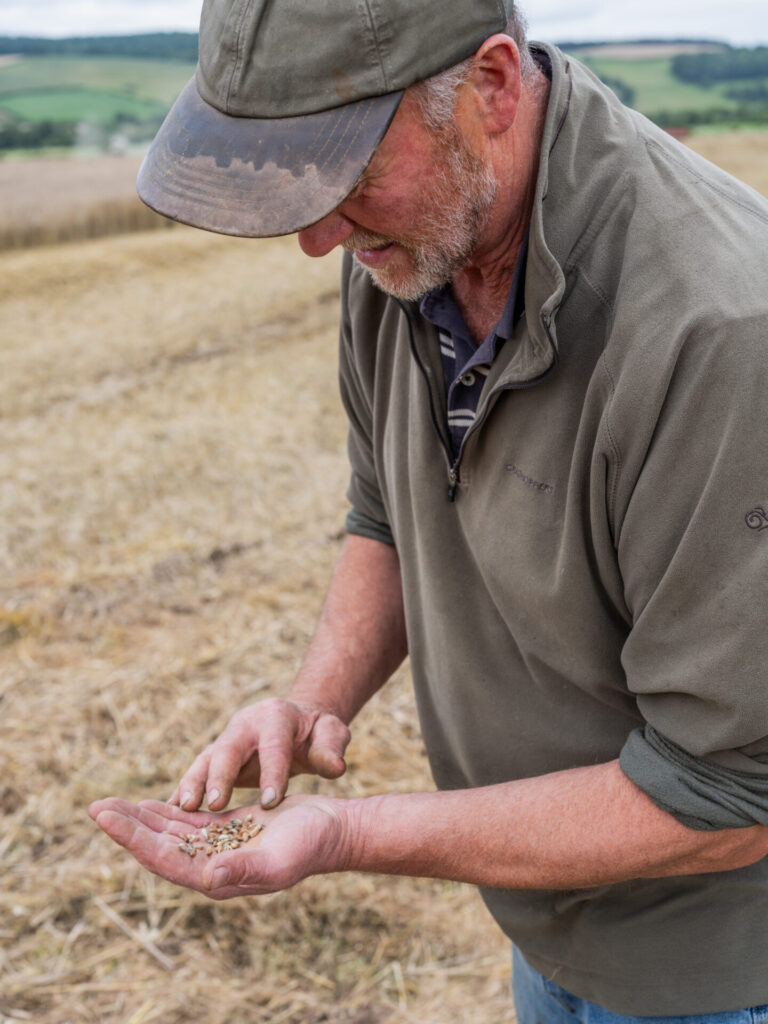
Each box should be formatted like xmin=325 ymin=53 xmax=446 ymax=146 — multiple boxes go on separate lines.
xmin=89 ymin=794 xmax=350 ymax=899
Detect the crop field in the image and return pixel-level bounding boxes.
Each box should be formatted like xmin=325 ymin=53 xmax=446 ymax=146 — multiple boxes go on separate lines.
xmin=582 ymin=55 xmax=744 ymax=114
xmin=1 ymin=131 xmax=766 ymax=1024
xmin=0 ymin=87 xmax=163 ymax=124
xmin=0 ymin=55 xmax=195 ymax=118
xmin=687 ymin=130 xmax=768 ymax=194
xmin=0 ymin=155 xmax=174 ymax=249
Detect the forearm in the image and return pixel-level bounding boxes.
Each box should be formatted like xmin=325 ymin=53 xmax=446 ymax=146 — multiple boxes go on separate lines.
xmin=342 ymin=760 xmax=768 ymax=889
xmin=288 ymin=533 xmax=407 ymax=723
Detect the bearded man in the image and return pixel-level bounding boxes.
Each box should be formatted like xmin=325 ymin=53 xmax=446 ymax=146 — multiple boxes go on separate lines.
xmin=90 ymin=2 xmax=768 ymax=1020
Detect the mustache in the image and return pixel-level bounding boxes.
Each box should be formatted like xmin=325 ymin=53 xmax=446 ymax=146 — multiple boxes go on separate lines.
xmin=342 ymin=229 xmax=399 ymax=252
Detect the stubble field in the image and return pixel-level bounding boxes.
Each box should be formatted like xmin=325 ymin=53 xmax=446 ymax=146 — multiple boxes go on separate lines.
xmin=0 ymin=227 xmax=514 ymax=1023
xmin=1 ymin=129 xmax=767 ymax=1024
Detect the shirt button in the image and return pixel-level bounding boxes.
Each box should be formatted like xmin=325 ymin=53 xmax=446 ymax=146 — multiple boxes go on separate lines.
xmin=460 ymin=371 xmax=476 ymax=387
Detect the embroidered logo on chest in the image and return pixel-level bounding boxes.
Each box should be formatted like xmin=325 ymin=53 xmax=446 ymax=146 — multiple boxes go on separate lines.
xmin=505 ymin=463 xmax=554 ymax=495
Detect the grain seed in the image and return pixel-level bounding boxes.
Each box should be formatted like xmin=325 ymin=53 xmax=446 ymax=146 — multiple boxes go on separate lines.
xmin=177 ymin=816 xmax=265 ymax=858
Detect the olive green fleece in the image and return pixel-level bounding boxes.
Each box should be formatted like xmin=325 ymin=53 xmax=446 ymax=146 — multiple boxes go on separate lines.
xmin=338 ymin=44 xmax=768 ymax=1015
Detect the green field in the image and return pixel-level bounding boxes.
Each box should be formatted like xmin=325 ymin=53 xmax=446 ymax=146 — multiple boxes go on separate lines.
xmin=0 ymin=55 xmax=194 ymax=120
xmin=0 ymin=87 xmax=164 ymax=123
xmin=577 ymin=54 xmax=768 ymax=123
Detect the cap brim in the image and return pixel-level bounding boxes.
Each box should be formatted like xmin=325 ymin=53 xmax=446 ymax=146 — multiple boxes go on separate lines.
xmin=137 ymin=77 xmax=403 ymax=238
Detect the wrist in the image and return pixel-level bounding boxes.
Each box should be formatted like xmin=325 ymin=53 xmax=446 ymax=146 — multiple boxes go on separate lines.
xmin=285 ymin=681 xmax=354 ymax=725
xmin=340 ymin=793 xmax=435 ymax=877
xmin=307 ymin=795 xmax=375 ymax=875
xmin=337 ymin=794 xmax=385 ymax=874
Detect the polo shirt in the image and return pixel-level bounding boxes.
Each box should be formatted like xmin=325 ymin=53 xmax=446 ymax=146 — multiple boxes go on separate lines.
xmin=419 ymin=231 xmax=529 ymax=458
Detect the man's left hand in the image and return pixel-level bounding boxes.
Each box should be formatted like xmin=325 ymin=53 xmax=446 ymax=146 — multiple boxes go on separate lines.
xmin=88 ymin=795 xmax=352 ymax=899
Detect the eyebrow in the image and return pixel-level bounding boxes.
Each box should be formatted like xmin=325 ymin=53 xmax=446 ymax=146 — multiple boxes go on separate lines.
xmin=346 ymin=172 xmax=369 ymax=200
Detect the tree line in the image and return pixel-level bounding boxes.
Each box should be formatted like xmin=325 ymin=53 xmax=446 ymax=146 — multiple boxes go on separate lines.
xmin=672 ymin=46 xmax=768 ymax=85
xmin=0 ymin=119 xmax=75 ymax=150
xmin=0 ymin=33 xmax=198 ymax=62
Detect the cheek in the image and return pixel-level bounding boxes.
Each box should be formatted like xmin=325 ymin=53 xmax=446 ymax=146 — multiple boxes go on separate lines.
xmin=360 ymin=171 xmax=434 ymax=228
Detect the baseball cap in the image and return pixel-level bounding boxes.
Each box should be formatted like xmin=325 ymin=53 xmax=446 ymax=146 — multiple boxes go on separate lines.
xmin=137 ymin=0 xmax=516 ymax=238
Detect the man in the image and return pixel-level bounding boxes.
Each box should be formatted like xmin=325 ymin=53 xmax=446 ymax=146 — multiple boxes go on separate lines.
xmin=90 ymin=1 xmax=768 ymax=1020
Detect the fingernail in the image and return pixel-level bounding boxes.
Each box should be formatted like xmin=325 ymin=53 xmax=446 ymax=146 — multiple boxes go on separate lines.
xmin=211 ymin=866 xmax=230 ymax=889
xmin=181 ymin=791 xmax=193 ymax=808
xmin=261 ymin=787 xmax=276 ymax=807
xmin=207 ymin=789 xmax=220 ymax=806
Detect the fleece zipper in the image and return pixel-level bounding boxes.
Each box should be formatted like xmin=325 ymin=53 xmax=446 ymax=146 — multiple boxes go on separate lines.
xmin=397 ymin=300 xmax=559 ymax=502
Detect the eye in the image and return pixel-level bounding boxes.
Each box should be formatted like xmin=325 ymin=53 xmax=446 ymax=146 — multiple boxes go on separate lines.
xmin=347 ymin=177 xmax=369 ymax=201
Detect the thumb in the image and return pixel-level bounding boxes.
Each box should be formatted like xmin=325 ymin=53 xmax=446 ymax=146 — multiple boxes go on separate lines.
xmin=204 ymin=852 xmax=254 ymax=892
xmin=306 ymin=714 xmax=351 ymax=779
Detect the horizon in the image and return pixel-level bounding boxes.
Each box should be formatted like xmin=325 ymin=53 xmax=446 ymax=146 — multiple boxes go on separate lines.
xmin=2 ymin=0 xmax=767 ymax=48
xmin=0 ymin=30 xmax=749 ymax=46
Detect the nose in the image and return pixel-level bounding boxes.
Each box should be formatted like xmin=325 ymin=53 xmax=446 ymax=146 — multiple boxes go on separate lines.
xmin=298 ymin=208 xmax=356 ymax=257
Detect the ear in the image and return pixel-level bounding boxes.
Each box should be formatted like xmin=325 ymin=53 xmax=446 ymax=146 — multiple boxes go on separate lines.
xmin=463 ymin=34 xmax=522 ymax=136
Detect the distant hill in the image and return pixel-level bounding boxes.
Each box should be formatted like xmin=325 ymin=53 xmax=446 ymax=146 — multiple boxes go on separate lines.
xmin=0 ymin=33 xmax=198 ymax=62
xmin=568 ymin=42 xmax=768 ymax=129
xmin=0 ymin=35 xmax=765 ymax=155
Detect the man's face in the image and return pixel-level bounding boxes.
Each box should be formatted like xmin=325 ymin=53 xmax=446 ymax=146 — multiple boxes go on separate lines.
xmin=298 ymin=92 xmax=497 ymax=300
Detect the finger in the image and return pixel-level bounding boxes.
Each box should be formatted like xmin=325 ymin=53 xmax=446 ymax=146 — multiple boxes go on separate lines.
xmin=137 ymin=799 xmax=219 ymax=829
xmin=89 ymin=797 xmax=122 ymax=821
xmin=90 ymin=798 xmax=163 ymax=830
xmin=201 ymin=843 xmax=269 ymax=895
xmin=137 ymin=798 xmax=215 ymax=823
xmin=255 ymin=706 xmax=304 ymax=808
xmin=91 ymin=798 xmax=194 ymax=838
xmin=204 ymin=729 xmax=261 ymax=812
xmin=173 ymin=746 xmax=214 ymax=811
xmin=91 ymin=807 xmax=202 ymax=889
xmin=305 ymin=715 xmax=351 ymax=780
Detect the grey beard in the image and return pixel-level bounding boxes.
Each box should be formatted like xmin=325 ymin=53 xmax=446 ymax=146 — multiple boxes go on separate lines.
xmin=348 ymin=127 xmax=497 ymax=301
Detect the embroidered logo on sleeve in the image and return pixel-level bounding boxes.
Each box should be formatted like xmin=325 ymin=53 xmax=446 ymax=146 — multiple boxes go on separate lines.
xmin=746 ymin=507 xmax=768 ymax=531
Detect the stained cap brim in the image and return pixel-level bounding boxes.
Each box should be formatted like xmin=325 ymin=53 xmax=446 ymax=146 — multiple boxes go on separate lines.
xmin=137 ymin=77 xmax=403 ymax=238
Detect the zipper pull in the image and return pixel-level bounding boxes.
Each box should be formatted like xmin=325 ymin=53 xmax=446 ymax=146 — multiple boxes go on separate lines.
xmin=447 ymin=467 xmax=458 ymax=503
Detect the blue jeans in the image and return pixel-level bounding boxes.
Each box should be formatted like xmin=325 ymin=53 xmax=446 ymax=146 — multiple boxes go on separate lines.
xmin=512 ymin=947 xmax=768 ymax=1024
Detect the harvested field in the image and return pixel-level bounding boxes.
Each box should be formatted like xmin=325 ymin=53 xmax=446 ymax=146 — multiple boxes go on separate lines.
xmin=685 ymin=130 xmax=768 ymax=198
xmin=2 ymin=131 xmax=766 ymax=1024
xmin=0 ymin=154 xmax=173 ymax=250
xmin=0 ymin=229 xmax=514 ymax=1024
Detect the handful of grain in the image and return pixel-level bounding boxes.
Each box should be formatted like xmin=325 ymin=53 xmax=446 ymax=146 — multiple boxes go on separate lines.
xmin=178 ymin=814 xmax=265 ymax=858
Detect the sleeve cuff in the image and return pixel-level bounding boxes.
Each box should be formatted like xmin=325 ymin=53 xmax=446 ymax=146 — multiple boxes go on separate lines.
xmin=345 ymin=507 xmax=395 ymax=547
xmin=620 ymin=726 xmax=768 ymax=831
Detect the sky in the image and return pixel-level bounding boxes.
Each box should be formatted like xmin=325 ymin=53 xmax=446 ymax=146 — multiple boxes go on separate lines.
xmin=1 ymin=0 xmax=767 ymax=47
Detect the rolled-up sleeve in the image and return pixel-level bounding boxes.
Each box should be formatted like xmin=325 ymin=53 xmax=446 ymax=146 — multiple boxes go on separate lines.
xmin=614 ymin=316 xmax=768 ymax=829
xmin=621 ymin=727 xmax=768 ymax=830
xmin=345 ymin=506 xmax=395 ymax=546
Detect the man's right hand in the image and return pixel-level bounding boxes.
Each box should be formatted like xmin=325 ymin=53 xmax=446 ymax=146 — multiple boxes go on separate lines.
xmin=167 ymin=698 xmax=351 ymax=812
